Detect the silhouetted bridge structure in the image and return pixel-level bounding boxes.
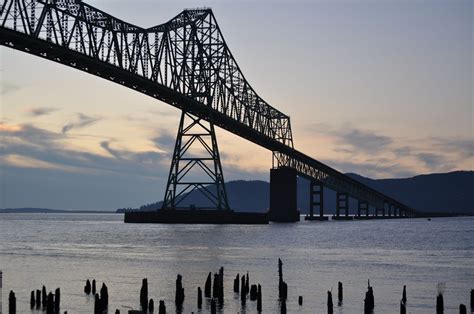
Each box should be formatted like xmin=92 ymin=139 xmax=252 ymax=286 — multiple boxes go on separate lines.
xmin=0 ymin=0 xmax=416 ymax=222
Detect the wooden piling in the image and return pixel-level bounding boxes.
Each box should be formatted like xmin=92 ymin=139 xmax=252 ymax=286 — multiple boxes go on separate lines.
xmin=115 ymin=310 xmax=120 ymax=314
xmin=245 ymin=272 xmax=249 ymax=295
xmin=298 ymin=296 xmax=303 ymax=306
xmin=92 ymin=279 xmax=96 ymax=295
xmin=327 ymin=291 xmax=333 ymax=314
xmin=175 ymin=274 xmax=185 ymax=308
xmin=212 ymin=273 xmax=219 ymax=298
xmin=240 ymin=275 xmax=246 ymax=305
xmin=400 ymin=300 xmax=406 ymax=314
xmin=8 ymin=290 xmax=16 ymax=314
xmin=219 ymin=267 xmax=224 ymax=304
xmin=100 ymin=283 xmax=108 ymax=310
xmin=204 ymin=272 xmax=212 ymax=298
xmin=94 ymin=293 xmax=100 ymax=314
xmin=436 ymin=293 xmax=444 ymax=314
xmin=402 ymin=285 xmax=407 ymax=304
xmin=281 ymin=299 xmax=287 ymax=314
xmin=55 ymin=288 xmax=60 ymax=313
xmin=211 ymin=298 xmax=217 ymax=314
xmin=149 ymin=298 xmax=154 ymax=312
xmin=233 ymin=274 xmax=240 ymax=293
xmin=197 ymin=287 xmax=202 ymax=309
xmin=250 ymin=284 xmax=258 ymax=301
xmin=471 ymin=290 xmax=473 ymax=312
xmin=36 ymin=289 xmax=41 ymax=308
xmin=278 ymin=259 xmax=287 ymax=300
xmin=158 ymin=300 xmax=166 ymax=314
xmin=42 ymin=285 xmax=47 ymax=308
xmin=85 ymin=279 xmax=91 ymax=294
xmin=46 ymin=292 xmax=54 ymax=314
xmin=257 ymin=284 xmax=262 ymax=312
xmin=338 ymin=281 xmax=343 ymax=303
xmin=459 ymin=304 xmax=466 ymax=314
xmin=140 ymin=278 xmax=148 ymax=311
xmin=30 ymin=291 xmax=35 ymax=309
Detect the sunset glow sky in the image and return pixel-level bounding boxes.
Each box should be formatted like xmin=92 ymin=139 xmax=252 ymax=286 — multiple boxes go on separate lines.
xmin=1 ymin=0 xmax=472 ymax=210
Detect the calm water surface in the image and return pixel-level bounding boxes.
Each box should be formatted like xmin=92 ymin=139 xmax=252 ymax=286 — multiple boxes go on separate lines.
xmin=0 ymin=214 xmax=473 ymax=313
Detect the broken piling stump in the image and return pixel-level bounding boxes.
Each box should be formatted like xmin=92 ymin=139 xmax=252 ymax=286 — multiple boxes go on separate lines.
xmin=281 ymin=299 xmax=287 ymax=314
xmin=436 ymin=293 xmax=444 ymax=314
xmin=55 ymin=288 xmax=60 ymax=313
xmin=42 ymin=285 xmax=47 ymax=308
xmin=327 ymin=291 xmax=333 ymax=314
xmin=9 ymin=290 xmax=16 ymax=314
xmin=459 ymin=304 xmax=466 ymax=314
xmin=94 ymin=293 xmax=101 ymax=314
xmin=204 ymin=272 xmax=212 ymax=298
xmin=257 ymin=284 xmax=262 ymax=312
xmin=149 ymin=298 xmax=154 ymax=312
xmin=338 ymin=281 xmax=343 ymax=304
xmin=36 ymin=289 xmax=41 ymax=308
xmin=140 ymin=278 xmax=148 ymax=311
xmin=92 ymin=279 xmax=96 ymax=295
xmin=245 ymin=272 xmax=249 ymax=295
xmin=175 ymin=274 xmax=185 ymax=308
xmin=158 ymin=300 xmax=166 ymax=314
xmin=101 ymin=283 xmax=109 ymax=310
xmin=30 ymin=291 xmax=35 ymax=309
xmin=234 ymin=274 xmax=240 ymax=293
xmin=400 ymin=300 xmax=406 ymax=314
xmin=46 ymin=292 xmax=54 ymax=314
xmin=298 ymin=295 xmax=303 ymax=306
xmin=211 ymin=298 xmax=217 ymax=314
xmin=212 ymin=273 xmax=219 ymax=298
xmin=240 ymin=276 xmax=246 ymax=305
xmin=250 ymin=284 xmax=258 ymax=301
xmin=85 ymin=279 xmax=91 ymax=294
xmin=197 ymin=287 xmax=202 ymax=309
xmin=402 ymin=285 xmax=407 ymax=304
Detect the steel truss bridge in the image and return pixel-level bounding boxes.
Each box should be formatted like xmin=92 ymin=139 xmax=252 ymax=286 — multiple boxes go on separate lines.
xmin=0 ymin=0 xmax=416 ymax=218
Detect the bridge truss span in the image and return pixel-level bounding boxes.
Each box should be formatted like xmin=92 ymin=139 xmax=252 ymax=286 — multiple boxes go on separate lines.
xmin=0 ymin=0 xmax=415 ymax=217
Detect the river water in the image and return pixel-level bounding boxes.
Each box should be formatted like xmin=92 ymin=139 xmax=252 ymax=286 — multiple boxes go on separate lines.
xmin=0 ymin=214 xmax=472 ymax=313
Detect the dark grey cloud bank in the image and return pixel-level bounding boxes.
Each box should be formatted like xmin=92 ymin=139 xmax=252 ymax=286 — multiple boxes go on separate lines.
xmin=0 ymin=121 xmax=267 ymax=209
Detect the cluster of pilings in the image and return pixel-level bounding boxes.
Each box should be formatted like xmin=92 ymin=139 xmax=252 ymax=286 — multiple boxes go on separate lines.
xmin=25 ymin=285 xmax=62 ymax=314
xmin=84 ymin=279 xmax=108 ymax=313
xmin=5 ymin=270 xmax=473 ymax=313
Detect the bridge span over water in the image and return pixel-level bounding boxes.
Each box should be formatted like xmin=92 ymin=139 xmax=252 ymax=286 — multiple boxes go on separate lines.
xmin=0 ymin=0 xmax=416 ymax=221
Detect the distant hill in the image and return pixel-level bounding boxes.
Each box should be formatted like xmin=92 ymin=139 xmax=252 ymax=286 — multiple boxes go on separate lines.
xmin=0 ymin=208 xmax=116 ymax=214
xmin=126 ymin=171 xmax=473 ymax=215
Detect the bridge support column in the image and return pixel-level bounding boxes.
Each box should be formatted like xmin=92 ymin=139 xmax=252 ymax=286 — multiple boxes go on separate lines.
xmin=333 ymin=192 xmax=352 ymax=220
xmin=388 ymin=204 xmax=394 ymax=218
xmin=355 ymin=201 xmax=371 ymax=219
xmin=305 ymin=180 xmax=328 ymax=221
xmin=161 ymin=111 xmax=230 ymax=211
xmin=269 ymin=167 xmax=299 ymax=222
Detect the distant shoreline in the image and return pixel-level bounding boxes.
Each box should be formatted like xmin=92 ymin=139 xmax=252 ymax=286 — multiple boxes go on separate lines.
xmin=0 ymin=208 xmax=119 ymax=214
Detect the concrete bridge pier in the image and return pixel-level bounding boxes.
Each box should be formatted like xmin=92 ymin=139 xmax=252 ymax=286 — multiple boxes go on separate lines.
xmin=333 ymin=192 xmax=353 ymax=220
xmin=305 ymin=180 xmax=328 ymax=221
xmin=355 ymin=201 xmax=372 ymax=219
xmin=269 ymin=167 xmax=299 ymax=222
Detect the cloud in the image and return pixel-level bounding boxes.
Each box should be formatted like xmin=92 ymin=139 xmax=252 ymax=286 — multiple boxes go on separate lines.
xmin=415 ymin=152 xmax=453 ymax=171
xmin=100 ymin=141 xmax=122 ymax=159
xmin=62 ymin=113 xmax=101 ymax=133
xmin=430 ymin=137 xmax=474 ymax=159
xmin=25 ymin=106 xmax=58 ymax=117
xmin=151 ymin=130 xmax=176 ymax=152
xmin=0 ymin=82 xmax=20 ymax=95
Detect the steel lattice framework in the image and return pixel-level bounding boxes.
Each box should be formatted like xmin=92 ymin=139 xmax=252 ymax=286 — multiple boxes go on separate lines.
xmin=0 ymin=0 xmax=415 ymax=215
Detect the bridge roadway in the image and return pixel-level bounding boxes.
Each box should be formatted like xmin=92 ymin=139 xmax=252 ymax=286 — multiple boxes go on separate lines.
xmin=0 ymin=0 xmax=415 ymax=216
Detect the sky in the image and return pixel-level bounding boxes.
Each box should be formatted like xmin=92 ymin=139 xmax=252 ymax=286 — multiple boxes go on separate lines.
xmin=0 ymin=0 xmax=472 ymax=210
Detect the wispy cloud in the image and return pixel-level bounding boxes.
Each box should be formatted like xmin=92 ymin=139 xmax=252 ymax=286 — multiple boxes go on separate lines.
xmin=24 ymin=106 xmax=58 ymax=117
xmin=62 ymin=113 xmax=101 ymax=133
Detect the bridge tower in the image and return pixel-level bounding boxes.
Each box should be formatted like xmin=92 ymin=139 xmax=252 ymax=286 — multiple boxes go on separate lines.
xmin=161 ymin=111 xmax=229 ymax=211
